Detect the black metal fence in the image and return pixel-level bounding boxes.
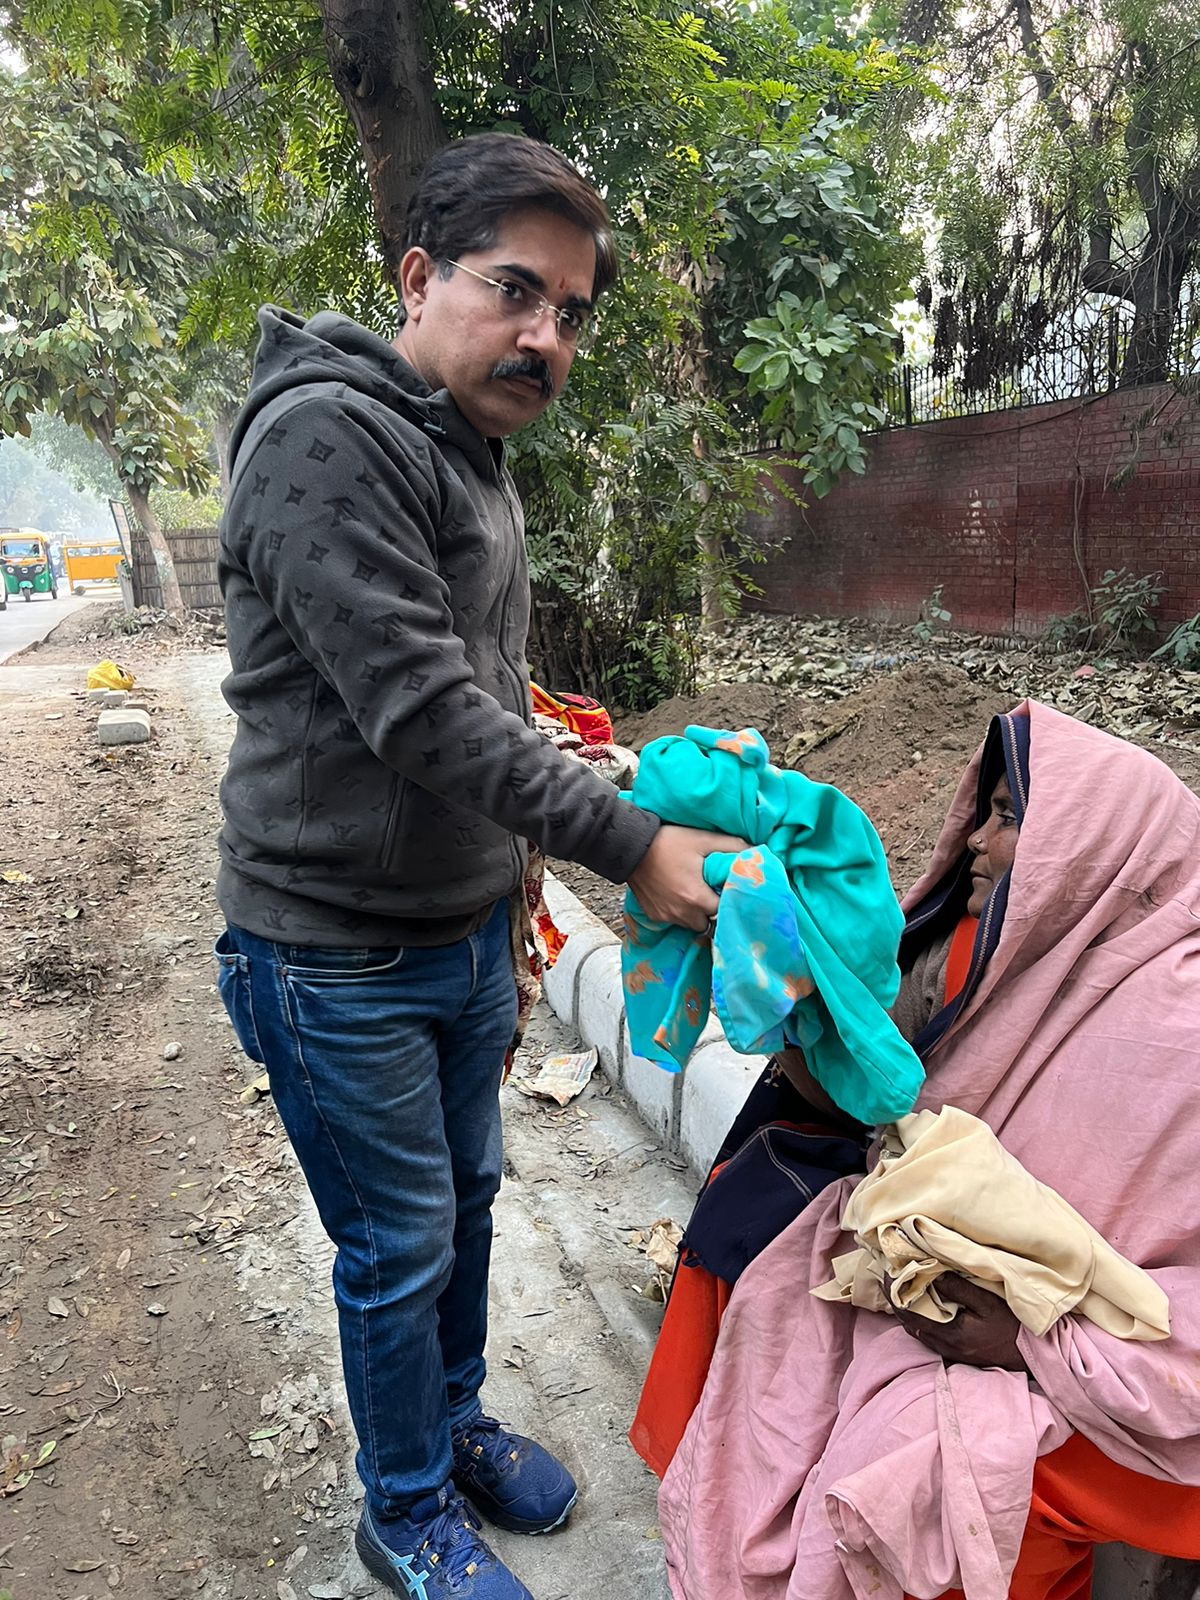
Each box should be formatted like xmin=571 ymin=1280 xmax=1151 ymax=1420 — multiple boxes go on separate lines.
xmin=881 ymin=290 xmax=1200 ymax=427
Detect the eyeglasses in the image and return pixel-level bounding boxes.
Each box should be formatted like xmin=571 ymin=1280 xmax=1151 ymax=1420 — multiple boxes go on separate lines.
xmin=444 ymin=260 xmax=593 ymax=348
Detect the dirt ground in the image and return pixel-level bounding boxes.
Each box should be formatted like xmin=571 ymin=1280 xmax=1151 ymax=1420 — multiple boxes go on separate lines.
xmin=0 ymin=614 xmax=693 ymax=1600
xmin=7 ymin=601 xmax=1200 ymax=1595
xmin=0 ymin=653 xmax=346 ymax=1600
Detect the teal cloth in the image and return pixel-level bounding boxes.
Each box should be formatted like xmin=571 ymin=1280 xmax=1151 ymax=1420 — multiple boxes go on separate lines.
xmin=621 ymin=725 xmax=924 ymax=1126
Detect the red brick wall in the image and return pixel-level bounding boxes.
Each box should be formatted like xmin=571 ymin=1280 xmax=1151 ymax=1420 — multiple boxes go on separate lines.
xmin=748 ymin=384 xmax=1200 ymax=634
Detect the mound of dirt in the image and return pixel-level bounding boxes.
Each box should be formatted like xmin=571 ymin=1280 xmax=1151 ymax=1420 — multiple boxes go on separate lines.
xmin=801 ymin=663 xmax=1013 ymax=891
xmin=612 ymin=662 xmax=1013 ymax=897
xmin=9 ymin=600 xmax=227 ymax=670
xmin=616 ymin=682 xmax=810 ymax=754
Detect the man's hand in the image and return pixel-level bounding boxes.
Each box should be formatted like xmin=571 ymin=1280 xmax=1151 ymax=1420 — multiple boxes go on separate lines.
xmin=627 ymin=825 xmax=749 ymax=934
xmin=890 ymin=1272 xmax=1027 ymax=1371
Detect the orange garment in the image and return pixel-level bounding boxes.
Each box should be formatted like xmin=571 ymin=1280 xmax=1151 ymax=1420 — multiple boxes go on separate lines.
xmin=528 ymin=681 xmax=614 ymax=745
xmin=630 ymin=1196 xmax=732 ymax=1478
xmin=942 ymin=912 xmax=977 ymax=1012
xmin=909 ymin=1430 xmax=1200 ymax=1600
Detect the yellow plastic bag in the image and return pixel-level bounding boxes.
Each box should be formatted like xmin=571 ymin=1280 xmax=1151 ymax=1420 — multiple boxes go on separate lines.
xmin=87 ymin=660 xmax=135 ymax=692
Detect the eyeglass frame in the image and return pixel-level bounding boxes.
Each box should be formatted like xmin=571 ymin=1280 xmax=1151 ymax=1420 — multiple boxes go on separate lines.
xmin=442 ymin=259 xmax=594 ymax=346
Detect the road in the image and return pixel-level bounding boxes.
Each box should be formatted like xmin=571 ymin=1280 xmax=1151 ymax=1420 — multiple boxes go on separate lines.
xmin=0 ymin=589 xmax=117 ymax=664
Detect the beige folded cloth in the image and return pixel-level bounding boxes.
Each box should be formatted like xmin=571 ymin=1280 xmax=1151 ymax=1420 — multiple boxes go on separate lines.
xmin=813 ymin=1106 xmax=1170 ymax=1340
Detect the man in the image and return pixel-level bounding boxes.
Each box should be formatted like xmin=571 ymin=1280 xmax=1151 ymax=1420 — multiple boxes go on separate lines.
xmin=215 ymin=134 xmax=739 ymax=1600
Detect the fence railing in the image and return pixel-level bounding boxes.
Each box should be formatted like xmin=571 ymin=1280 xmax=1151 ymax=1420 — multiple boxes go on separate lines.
xmin=881 ymin=291 xmax=1200 ymax=427
xmin=130 ymin=526 xmax=220 ymax=610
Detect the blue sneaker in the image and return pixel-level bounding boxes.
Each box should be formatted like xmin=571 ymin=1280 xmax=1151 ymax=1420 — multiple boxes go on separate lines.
xmin=451 ymin=1414 xmax=577 ymax=1535
xmin=355 ymin=1486 xmax=533 ymax=1598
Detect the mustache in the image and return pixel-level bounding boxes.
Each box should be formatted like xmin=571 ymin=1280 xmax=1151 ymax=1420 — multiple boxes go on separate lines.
xmin=491 ymin=357 xmax=555 ymax=400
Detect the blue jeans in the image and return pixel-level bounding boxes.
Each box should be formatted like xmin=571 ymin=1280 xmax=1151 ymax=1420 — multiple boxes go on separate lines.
xmin=215 ymin=901 xmax=517 ymax=1520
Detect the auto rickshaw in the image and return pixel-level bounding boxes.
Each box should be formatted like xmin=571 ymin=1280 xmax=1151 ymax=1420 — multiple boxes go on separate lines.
xmin=1 ymin=532 xmax=58 ymax=606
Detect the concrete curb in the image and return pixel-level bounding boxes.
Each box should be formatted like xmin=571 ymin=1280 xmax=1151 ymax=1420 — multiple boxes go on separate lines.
xmin=542 ymin=873 xmax=767 ymax=1178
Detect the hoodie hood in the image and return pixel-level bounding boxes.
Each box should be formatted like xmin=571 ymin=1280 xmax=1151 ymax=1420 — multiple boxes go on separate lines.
xmin=230 ymin=307 xmax=502 ymax=482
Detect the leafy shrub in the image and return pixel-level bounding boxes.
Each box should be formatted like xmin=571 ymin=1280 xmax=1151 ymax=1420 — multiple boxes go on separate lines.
xmin=1088 ymin=568 xmax=1162 ymax=651
xmin=912 ymin=584 xmax=952 ymax=644
xmin=1152 ymin=612 xmax=1200 ymax=668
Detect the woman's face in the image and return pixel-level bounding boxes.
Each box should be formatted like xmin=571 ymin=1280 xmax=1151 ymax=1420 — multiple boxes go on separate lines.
xmin=966 ymin=774 xmax=1020 ymax=916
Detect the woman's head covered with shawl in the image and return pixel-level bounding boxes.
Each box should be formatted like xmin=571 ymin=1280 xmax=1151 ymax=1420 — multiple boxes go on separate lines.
xmin=902 ymin=700 xmax=1200 ymax=1127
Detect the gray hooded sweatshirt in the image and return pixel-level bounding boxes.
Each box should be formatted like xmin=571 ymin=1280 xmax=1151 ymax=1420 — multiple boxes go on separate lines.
xmin=217 ymin=307 xmax=659 ymax=946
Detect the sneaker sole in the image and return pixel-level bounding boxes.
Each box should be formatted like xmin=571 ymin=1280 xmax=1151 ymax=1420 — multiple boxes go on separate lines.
xmin=462 ymin=1487 xmax=578 ymax=1536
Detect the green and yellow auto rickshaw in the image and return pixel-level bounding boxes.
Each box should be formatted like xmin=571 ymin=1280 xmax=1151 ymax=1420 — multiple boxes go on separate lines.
xmin=1 ymin=532 xmax=58 ymax=606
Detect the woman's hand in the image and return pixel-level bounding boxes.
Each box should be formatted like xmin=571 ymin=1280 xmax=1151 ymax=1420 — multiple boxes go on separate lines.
xmin=889 ymin=1272 xmax=1027 ymax=1372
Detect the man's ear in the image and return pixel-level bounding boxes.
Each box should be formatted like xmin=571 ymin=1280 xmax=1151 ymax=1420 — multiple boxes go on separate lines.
xmin=398 ymin=247 xmax=435 ymax=325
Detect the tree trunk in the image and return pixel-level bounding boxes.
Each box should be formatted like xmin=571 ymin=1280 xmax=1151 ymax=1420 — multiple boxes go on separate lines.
xmin=693 ymin=431 xmax=727 ymax=633
xmin=318 ymin=0 xmax=447 ymax=290
xmin=127 ymin=483 xmax=185 ymax=618
xmin=212 ymin=408 xmax=235 ymax=501
xmin=1119 ymin=244 xmax=1188 ymax=387
xmin=92 ymin=420 xmax=186 ymax=617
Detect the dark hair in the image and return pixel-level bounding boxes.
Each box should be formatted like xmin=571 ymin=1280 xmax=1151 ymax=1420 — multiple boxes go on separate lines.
xmin=402 ymin=134 xmax=618 ymax=303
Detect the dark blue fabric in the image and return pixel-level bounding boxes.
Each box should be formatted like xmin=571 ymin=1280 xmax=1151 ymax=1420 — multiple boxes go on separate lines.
xmin=215 ymin=900 xmax=517 ymax=1519
xmin=681 ymin=1121 xmax=867 ymax=1284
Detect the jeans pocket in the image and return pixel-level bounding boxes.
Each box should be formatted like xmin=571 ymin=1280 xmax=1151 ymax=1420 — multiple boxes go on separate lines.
xmin=281 ymin=946 xmax=408 ymax=981
xmin=214 ymin=932 xmax=266 ymax=1063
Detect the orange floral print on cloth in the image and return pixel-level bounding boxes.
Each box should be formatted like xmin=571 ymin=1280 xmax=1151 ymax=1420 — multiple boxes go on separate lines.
xmin=622 ymin=725 xmax=924 ymax=1126
xmin=505 ymin=842 xmax=566 ymax=1080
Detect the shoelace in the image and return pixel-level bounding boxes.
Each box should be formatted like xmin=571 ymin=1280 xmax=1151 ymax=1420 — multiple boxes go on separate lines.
xmin=414 ymin=1496 xmax=488 ymax=1589
xmin=454 ymin=1415 xmax=520 ymax=1478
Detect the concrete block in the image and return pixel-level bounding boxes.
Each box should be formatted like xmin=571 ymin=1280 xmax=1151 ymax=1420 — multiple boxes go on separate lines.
xmin=680 ymin=1039 xmax=768 ymax=1176
xmin=575 ymin=945 xmax=625 ymax=1081
xmin=102 ymin=689 xmax=129 ymax=707
xmin=86 ymin=688 xmax=109 ymax=703
xmin=621 ymin=1020 xmax=681 ymax=1147
xmin=541 ymin=870 xmax=622 ymax=1017
xmin=542 ymin=918 xmax=618 ymax=1019
xmin=96 ymin=708 xmax=152 ymax=746
xmin=544 ymin=871 xmax=622 ymax=938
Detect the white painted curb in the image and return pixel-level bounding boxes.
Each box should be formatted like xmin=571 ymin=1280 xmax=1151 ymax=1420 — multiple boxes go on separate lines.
xmin=541 ymin=873 xmax=767 ymax=1177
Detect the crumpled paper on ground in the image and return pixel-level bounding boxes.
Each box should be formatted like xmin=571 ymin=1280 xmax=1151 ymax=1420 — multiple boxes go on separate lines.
xmin=511 ymin=1048 xmax=598 ymax=1106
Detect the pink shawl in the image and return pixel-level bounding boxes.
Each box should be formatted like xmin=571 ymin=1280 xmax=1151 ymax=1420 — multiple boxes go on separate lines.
xmin=660 ymin=702 xmax=1200 ymax=1600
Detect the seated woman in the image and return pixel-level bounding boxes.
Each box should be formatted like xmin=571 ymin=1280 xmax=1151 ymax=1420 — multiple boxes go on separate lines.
xmin=637 ymin=700 xmax=1200 ymax=1600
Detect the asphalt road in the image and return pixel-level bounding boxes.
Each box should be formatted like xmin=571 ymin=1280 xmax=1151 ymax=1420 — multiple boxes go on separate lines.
xmin=0 ymin=589 xmax=117 ymax=665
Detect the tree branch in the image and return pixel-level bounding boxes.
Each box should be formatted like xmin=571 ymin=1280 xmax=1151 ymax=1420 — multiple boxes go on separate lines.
xmin=1125 ymin=41 xmax=1169 ymax=224
xmin=1013 ymin=0 xmax=1077 ymax=142
xmin=317 ymin=0 xmax=446 ymax=289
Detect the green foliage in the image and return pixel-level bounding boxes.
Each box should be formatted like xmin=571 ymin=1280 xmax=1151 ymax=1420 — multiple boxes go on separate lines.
xmin=522 ymin=390 xmax=770 ymax=708
xmin=1152 ymin=613 xmax=1200 ymax=668
xmin=1042 ymin=570 xmax=1164 ymax=654
xmin=1089 ymin=567 xmax=1162 ymax=650
xmin=1041 ymin=612 xmax=1088 ymax=654
xmin=27 ymin=414 xmax=121 ymax=503
xmin=0 ymin=68 xmax=210 ymax=500
xmin=150 ymin=487 xmax=225 ymax=529
xmin=0 ymin=436 xmax=112 ymax=534
xmin=716 ymin=112 xmax=917 ymax=495
xmin=12 ymin=0 xmax=928 ymax=701
xmin=891 ymin=0 xmax=1200 ymax=389
xmin=911 ymin=583 xmax=952 ymax=643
